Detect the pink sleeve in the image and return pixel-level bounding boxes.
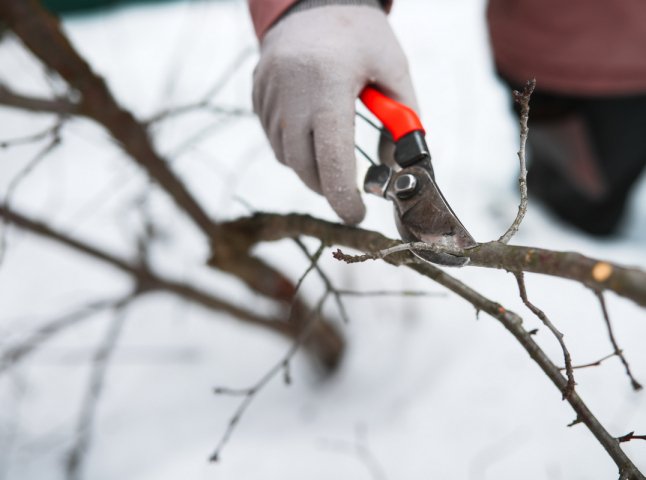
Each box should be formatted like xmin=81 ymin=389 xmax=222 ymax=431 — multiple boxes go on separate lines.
xmin=247 ymin=0 xmax=299 ymax=40
xmin=248 ymin=0 xmax=393 ymax=41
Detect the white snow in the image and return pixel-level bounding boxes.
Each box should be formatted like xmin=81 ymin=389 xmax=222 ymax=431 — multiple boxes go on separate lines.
xmin=0 ymin=0 xmax=645 ymax=479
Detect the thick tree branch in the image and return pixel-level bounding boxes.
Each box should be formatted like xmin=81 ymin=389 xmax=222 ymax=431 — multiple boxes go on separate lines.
xmin=0 ymin=0 xmax=219 ymax=239
xmin=0 ymin=2 xmax=342 ymax=363
xmin=1 ymin=2 xmax=643 ymax=475
xmin=220 ymin=213 xmax=646 ymax=308
xmin=0 ymin=205 xmax=342 ymax=366
xmin=405 ymin=256 xmax=644 ymax=479
xmin=216 ymin=212 xmax=646 ymax=479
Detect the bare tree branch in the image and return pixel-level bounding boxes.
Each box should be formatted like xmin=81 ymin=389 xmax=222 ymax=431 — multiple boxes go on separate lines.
xmin=0 ymin=1 xmax=643 ymax=475
xmin=214 ymin=212 xmax=645 ymax=479
xmin=146 ymin=45 xmax=255 ymax=126
xmin=0 ymin=120 xmax=62 ymax=148
xmin=210 ymin=245 xmax=329 ymax=462
xmin=0 ymin=83 xmax=78 ymax=115
xmin=225 ymin=213 xmax=646 ymax=308
xmin=514 ymin=271 xmax=575 ymax=399
xmin=65 ymin=299 xmax=131 ymax=480
xmin=332 ymin=241 xmax=465 ymax=264
xmin=147 ymin=104 xmax=252 ymax=126
xmin=319 ymin=425 xmax=389 ymax=480
xmin=3 ymin=200 xmax=642 ymax=475
xmin=0 ymin=205 xmax=339 ymax=362
xmin=618 ymin=432 xmax=646 ymax=443
xmin=564 ymin=352 xmax=617 ymax=371
xmin=594 ymin=290 xmax=642 ymax=391
xmin=0 ymin=0 xmax=219 ymax=239
xmin=0 ymin=118 xmax=63 ymax=266
xmin=0 ymin=2 xmax=345 ymax=369
xmin=337 ymin=289 xmax=444 ymax=298
xmin=294 ymin=238 xmax=350 ymax=324
xmin=0 ymin=296 xmax=131 ymax=375
xmin=498 ymin=78 xmax=535 ymax=244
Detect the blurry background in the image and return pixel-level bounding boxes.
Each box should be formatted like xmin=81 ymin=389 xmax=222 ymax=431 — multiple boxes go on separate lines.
xmin=0 ymin=0 xmax=645 ymax=478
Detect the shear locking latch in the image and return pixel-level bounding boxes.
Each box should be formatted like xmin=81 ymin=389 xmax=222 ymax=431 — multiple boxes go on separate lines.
xmin=394 ymin=131 xmax=432 ymax=169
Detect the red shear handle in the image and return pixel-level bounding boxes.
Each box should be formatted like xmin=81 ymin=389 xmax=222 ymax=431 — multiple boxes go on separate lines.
xmin=359 ymin=86 xmax=424 ymax=142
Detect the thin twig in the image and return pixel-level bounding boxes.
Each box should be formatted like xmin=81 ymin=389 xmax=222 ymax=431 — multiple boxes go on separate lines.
xmin=0 ymin=83 xmax=78 ymax=115
xmin=338 ymin=289 xmax=444 ymax=298
xmin=561 ymin=352 xmax=617 ymax=371
xmin=210 ymin=245 xmax=329 ymax=462
xmin=65 ymin=300 xmax=131 ymax=480
xmin=209 ymin=274 xmax=330 ymax=462
xmin=168 ymin=114 xmax=244 ymax=157
xmin=147 ymin=104 xmax=252 ymax=126
xmin=294 ymin=238 xmax=350 ymax=323
xmin=333 ymin=241 xmax=468 ymax=265
xmin=147 ymin=46 xmax=255 ymax=125
xmin=319 ymin=425 xmax=389 ymax=480
xmin=0 ymin=121 xmax=63 ymax=266
xmin=200 ymin=47 xmax=255 ymax=102
xmin=594 ymin=290 xmax=642 ymax=391
xmin=498 ymin=78 xmax=535 ymax=244
xmin=0 ymin=121 xmax=62 ymax=148
xmin=297 ymin=241 xmax=444 ymax=321
xmin=292 ymin=243 xmax=326 ymax=294
xmin=617 ymin=432 xmax=646 ymax=443
xmin=0 ymin=296 xmax=133 ymax=375
xmin=513 ymin=272 xmax=575 ymax=399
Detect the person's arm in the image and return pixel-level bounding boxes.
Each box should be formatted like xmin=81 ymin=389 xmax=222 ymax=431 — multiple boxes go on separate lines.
xmin=249 ymin=0 xmax=414 ymax=225
xmin=247 ymin=0 xmax=297 ymax=40
xmin=247 ymin=0 xmax=392 ymax=40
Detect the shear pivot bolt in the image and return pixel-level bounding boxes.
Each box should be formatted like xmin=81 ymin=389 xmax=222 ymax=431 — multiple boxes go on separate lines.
xmin=394 ymin=173 xmax=418 ymax=199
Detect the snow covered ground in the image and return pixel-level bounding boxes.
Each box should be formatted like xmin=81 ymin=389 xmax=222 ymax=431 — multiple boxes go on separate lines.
xmin=0 ymin=0 xmax=645 ymax=479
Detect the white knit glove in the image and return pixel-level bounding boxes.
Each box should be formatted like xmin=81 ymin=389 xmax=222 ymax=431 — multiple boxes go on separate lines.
xmin=253 ymin=4 xmax=418 ymax=224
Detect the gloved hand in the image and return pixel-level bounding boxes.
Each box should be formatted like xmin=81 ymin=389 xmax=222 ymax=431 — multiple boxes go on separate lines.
xmin=253 ymin=4 xmax=418 ymax=225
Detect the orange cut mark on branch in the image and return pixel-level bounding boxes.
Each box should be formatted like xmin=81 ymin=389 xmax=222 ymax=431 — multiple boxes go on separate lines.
xmin=592 ymin=262 xmax=613 ymax=283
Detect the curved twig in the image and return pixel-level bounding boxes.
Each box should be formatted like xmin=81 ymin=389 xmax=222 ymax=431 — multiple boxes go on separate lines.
xmin=498 ymin=79 xmax=535 ymax=244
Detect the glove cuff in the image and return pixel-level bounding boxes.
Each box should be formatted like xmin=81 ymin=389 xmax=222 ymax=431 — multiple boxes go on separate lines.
xmin=285 ymin=0 xmax=386 ymax=17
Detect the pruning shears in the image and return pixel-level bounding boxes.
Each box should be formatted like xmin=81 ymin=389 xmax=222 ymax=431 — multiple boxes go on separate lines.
xmin=359 ymin=86 xmax=477 ymax=266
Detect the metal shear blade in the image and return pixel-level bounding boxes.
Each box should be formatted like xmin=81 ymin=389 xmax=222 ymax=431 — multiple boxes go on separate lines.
xmin=386 ymin=165 xmax=477 ymax=267
xmin=359 ymin=86 xmax=476 ymax=266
